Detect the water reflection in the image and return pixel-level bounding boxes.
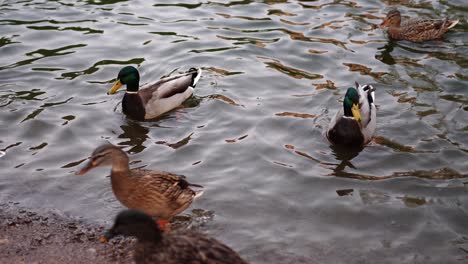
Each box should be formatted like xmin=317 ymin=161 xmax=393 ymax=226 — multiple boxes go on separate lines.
xmin=329 ymin=144 xmax=363 ymax=176
xmin=0 ymin=44 xmax=87 ymax=71
xmin=260 ymin=56 xmax=323 ymax=80
xmin=84 ymin=0 xmax=129 ymax=5
xmin=339 ymin=189 xmax=429 ymax=208
xmin=156 ymin=133 xmax=194 ymax=149
xmin=376 ymin=41 xmax=399 ymax=65
xmin=27 ymin=25 xmax=103 ymax=34
xmin=342 ymin=63 xmax=386 ymax=79
xmin=117 ymin=120 xmax=149 ymax=154
xmin=359 ymin=189 xmax=390 ymax=205
xmin=1 ymin=0 xmax=467 ymax=262
xmin=397 ymin=195 xmax=427 ymax=208
xmin=0 ymin=36 xmax=20 ymax=48
xmin=60 ymin=58 xmax=145 ymax=80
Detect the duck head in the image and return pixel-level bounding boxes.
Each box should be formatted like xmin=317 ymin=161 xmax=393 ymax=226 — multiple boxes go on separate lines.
xmin=379 ymin=9 xmax=401 ymax=28
xmin=105 ymin=209 xmax=162 ymax=243
xmin=75 ymin=144 xmax=128 ymax=175
xmin=108 ymin=66 xmax=140 ymax=95
xmin=343 ymin=87 xmax=361 ymax=122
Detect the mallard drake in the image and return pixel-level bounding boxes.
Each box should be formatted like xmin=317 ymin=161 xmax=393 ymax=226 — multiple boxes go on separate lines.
xmin=105 ymin=209 xmax=249 ymax=264
xmin=108 ymin=66 xmax=202 ymax=121
xmin=326 ymin=82 xmax=376 ymax=147
xmin=379 ymin=9 xmax=459 ymax=42
xmin=76 ymin=144 xmax=203 ymax=229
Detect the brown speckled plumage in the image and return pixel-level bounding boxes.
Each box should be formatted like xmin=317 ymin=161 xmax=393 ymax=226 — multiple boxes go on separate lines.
xmin=106 ymin=210 xmax=249 ymax=264
xmin=380 ymin=9 xmax=459 ymax=42
xmin=134 ymin=232 xmax=248 ymax=264
xmin=76 ymin=144 xmax=203 ymax=220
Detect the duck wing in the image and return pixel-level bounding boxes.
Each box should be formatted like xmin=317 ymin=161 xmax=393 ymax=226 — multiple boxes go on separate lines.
xmin=357 ymin=83 xmax=375 ymax=127
xmin=401 ymin=18 xmax=458 ymax=41
xmin=138 ymin=68 xmax=202 ymax=119
xmin=356 ymin=83 xmax=376 ymax=144
xmin=127 ymin=169 xmax=203 ymax=218
xmin=143 ymin=231 xmax=248 ymax=264
xmin=138 ymin=68 xmax=202 ymax=105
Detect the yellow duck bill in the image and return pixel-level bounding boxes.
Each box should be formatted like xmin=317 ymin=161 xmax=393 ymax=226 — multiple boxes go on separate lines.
xmin=108 ymin=79 xmax=123 ymax=95
xmin=351 ymin=103 xmax=362 ymax=122
xmin=75 ymin=160 xmax=96 ymax=175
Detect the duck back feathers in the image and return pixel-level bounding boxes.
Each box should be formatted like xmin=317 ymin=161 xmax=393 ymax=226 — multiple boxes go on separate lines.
xmin=134 ymin=231 xmax=249 ymax=264
xmin=107 ymin=209 xmax=249 ymax=264
xmin=140 ymin=68 xmax=202 ymax=120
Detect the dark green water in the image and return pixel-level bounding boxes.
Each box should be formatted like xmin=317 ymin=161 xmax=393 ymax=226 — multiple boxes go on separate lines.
xmin=1 ymin=0 xmax=467 ymax=263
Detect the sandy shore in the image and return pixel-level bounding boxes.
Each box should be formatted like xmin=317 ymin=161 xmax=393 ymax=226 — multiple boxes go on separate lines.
xmin=0 ymin=203 xmax=134 ymax=264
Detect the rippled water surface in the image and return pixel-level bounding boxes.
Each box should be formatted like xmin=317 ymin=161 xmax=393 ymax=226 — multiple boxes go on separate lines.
xmin=1 ymin=0 xmax=467 ymax=263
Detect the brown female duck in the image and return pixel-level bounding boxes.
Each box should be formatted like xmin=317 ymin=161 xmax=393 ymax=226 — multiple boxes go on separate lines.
xmin=379 ymin=9 xmax=459 ymax=42
xmin=105 ymin=209 xmax=249 ymax=264
xmin=76 ymin=144 xmax=203 ymax=229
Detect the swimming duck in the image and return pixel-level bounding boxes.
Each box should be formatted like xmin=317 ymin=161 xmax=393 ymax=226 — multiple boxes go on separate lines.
xmin=379 ymin=9 xmax=459 ymax=42
xmin=105 ymin=209 xmax=249 ymax=264
xmin=76 ymin=144 xmax=203 ymax=229
xmin=108 ymin=66 xmax=202 ymax=121
xmin=326 ymin=82 xmax=376 ymax=147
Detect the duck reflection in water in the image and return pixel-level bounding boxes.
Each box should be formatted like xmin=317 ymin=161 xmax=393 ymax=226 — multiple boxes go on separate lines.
xmin=118 ymin=120 xmax=149 ymax=154
xmin=375 ymin=41 xmax=397 ymax=65
xmin=329 ymin=144 xmax=363 ymax=176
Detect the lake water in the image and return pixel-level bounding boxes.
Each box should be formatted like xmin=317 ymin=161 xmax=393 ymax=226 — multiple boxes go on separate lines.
xmin=1 ymin=0 xmax=467 ymax=263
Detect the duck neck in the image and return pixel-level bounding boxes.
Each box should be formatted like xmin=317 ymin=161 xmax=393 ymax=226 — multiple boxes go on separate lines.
xmin=387 ymin=25 xmax=402 ymax=38
xmin=110 ymin=151 xmax=130 ymax=174
xmin=126 ymin=79 xmax=139 ymax=93
xmin=123 ymin=93 xmax=146 ymax=121
xmin=343 ymin=98 xmax=353 ymax=117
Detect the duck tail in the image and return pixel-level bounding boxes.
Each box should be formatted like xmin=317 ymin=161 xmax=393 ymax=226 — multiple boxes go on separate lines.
xmin=189 ymin=67 xmax=202 ymax=88
xmin=188 ymin=182 xmax=203 ymax=188
xmin=194 ymin=190 xmax=204 ymax=199
xmin=447 ymin=19 xmax=459 ymax=29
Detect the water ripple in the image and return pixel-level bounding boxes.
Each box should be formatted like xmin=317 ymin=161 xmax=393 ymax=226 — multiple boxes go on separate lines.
xmin=0 ymin=1 xmax=467 ymax=263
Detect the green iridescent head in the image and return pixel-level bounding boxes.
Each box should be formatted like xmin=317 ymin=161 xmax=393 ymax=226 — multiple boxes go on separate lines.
xmin=108 ymin=66 xmax=140 ymax=94
xmin=343 ymin=87 xmax=361 ymax=121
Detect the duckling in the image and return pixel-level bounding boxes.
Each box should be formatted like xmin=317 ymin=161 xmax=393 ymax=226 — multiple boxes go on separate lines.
xmin=326 ymin=82 xmax=376 ymax=147
xmin=379 ymin=9 xmax=459 ymax=42
xmin=108 ymin=66 xmax=202 ymax=121
xmin=76 ymin=144 xmax=203 ymax=229
xmin=105 ymin=209 xmax=249 ymax=264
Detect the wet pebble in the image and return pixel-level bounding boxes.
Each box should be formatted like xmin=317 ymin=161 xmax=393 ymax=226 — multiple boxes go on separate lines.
xmin=0 ymin=238 xmax=9 ymax=245
xmin=87 ymin=247 xmax=97 ymax=255
xmin=43 ymin=232 xmax=52 ymax=239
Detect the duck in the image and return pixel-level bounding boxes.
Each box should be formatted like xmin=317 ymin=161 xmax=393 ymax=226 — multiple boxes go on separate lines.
xmin=326 ymin=82 xmax=376 ymax=147
xmin=108 ymin=66 xmax=202 ymax=121
xmin=379 ymin=9 xmax=459 ymax=42
xmin=76 ymin=144 xmax=203 ymax=230
xmin=105 ymin=209 xmax=249 ymax=264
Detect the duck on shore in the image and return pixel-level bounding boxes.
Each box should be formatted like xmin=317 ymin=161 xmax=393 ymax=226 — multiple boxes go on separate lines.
xmin=76 ymin=144 xmax=203 ymax=230
xmin=105 ymin=209 xmax=249 ymax=264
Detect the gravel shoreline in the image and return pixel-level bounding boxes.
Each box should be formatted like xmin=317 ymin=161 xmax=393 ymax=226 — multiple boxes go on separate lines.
xmin=0 ymin=203 xmax=134 ymax=264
